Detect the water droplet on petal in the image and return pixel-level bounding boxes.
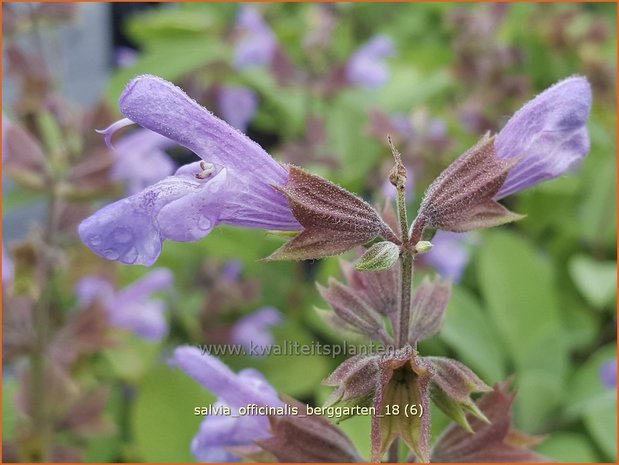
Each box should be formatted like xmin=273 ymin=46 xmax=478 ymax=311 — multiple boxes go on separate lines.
xmin=198 ymin=217 xmax=212 ymax=231
xmin=113 ymin=227 xmax=133 ymax=244
xmin=90 ymin=235 xmax=102 ymax=246
xmin=103 ymin=249 xmax=120 ymax=260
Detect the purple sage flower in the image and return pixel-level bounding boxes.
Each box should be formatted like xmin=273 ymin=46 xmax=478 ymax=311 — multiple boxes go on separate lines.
xmin=494 ymin=76 xmax=592 ymax=199
xmin=75 ymin=268 xmax=173 ymax=341
xmin=217 ymin=86 xmax=259 ymax=132
xmin=231 ymin=306 xmax=283 ymax=354
xmin=600 ymin=359 xmax=617 ymax=389
xmin=79 ymin=75 xmax=300 ymax=266
xmin=234 ymin=6 xmax=277 ymax=70
xmin=221 ymin=259 xmax=244 ymax=283
xmin=111 ymin=128 xmax=176 ymax=195
xmin=346 ymin=35 xmax=395 ymax=90
xmin=170 ymin=346 xmax=283 ymax=462
xmin=424 ymin=231 xmax=475 ymax=282
xmin=115 ymin=46 xmax=138 ymax=69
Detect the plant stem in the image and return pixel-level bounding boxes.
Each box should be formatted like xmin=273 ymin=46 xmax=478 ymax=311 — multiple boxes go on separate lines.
xmin=29 ymin=185 xmax=60 ymax=462
xmin=388 ymin=137 xmax=414 ymax=349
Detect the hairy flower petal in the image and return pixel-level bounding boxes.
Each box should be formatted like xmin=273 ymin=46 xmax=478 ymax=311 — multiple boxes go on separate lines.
xmin=495 ymin=76 xmax=592 ymax=198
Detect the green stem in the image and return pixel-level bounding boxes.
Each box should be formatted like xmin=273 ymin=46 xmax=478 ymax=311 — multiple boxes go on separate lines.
xmin=28 ymin=187 xmax=60 ymax=462
xmin=395 ymin=180 xmax=413 ymax=349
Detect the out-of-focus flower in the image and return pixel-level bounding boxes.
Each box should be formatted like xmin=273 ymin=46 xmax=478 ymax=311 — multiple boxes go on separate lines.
xmin=346 ymin=35 xmax=395 ymax=89
xmin=221 ymin=259 xmax=244 ymax=283
xmin=3 ymin=245 xmax=14 ymax=286
xmin=412 ymin=76 xmax=592 ymax=237
xmin=494 ymin=76 xmax=592 ymax=198
xmin=424 ymin=231 xmax=474 ymax=282
xmin=600 ymin=359 xmax=617 ymax=389
xmin=115 ymin=46 xmax=138 ymax=69
xmin=79 ymin=75 xmax=300 ymax=266
xmin=75 ymin=268 xmax=173 ymax=341
xmin=234 ymin=6 xmax=277 ymax=70
xmin=231 ymin=307 xmax=283 ymax=354
xmin=170 ymin=346 xmax=283 ymax=462
xmin=217 ymin=86 xmax=259 ymax=132
xmin=111 ymin=128 xmax=176 ymax=195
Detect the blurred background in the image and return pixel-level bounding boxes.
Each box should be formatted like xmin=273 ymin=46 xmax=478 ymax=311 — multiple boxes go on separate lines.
xmin=2 ymin=2 xmax=617 ymax=462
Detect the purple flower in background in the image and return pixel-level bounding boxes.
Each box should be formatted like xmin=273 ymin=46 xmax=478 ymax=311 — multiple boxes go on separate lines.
xmin=600 ymin=359 xmax=617 ymax=389
xmin=234 ymin=6 xmax=277 ymax=70
xmin=111 ymin=128 xmax=176 ymax=195
xmin=217 ymin=86 xmax=259 ymax=132
xmin=231 ymin=307 xmax=283 ymax=354
xmin=115 ymin=46 xmax=138 ymax=69
xmin=170 ymin=346 xmax=283 ymax=462
xmin=75 ymin=268 xmax=173 ymax=340
xmin=346 ymin=35 xmax=395 ymax=89
xmin=221 ymin=259 xmax=244 ymax=283
xmin=424 ymin=231 xmax=474 ymax=282
xmin=494 ymin=76 xmax=592 ymax=199
xmin=79 ymin=75 xmax=300 ymax=266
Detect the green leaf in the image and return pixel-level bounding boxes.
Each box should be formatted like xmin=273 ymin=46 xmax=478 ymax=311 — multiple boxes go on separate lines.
xmin=132 ymin=365 xmax=214 ymax=462
xmin=535 ymin=432 xmax=599 ymax=462
xmin=583 ymin=390 xmax=617 ymax=461
xmin=477 ymin=231 xmax=567 ymax=374
xmin=440 ymin=287 xmax=506 ymax=383
xmin=355 ymin=241 xmax=400 ymax=271
xmin=565 ymin=343 xmax=616 ymax=417
xmin=568 ymin=255 xmax=617 ymax=310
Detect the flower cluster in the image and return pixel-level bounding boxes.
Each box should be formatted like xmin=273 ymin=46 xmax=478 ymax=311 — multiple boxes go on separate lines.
xmin=79 ymin=73 xmax=591 ymax=463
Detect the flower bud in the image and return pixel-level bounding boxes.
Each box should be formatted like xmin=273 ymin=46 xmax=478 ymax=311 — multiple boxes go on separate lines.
xmin=414 ymin=240 xmax=433 ymax=254
xmin=355 ymin=241 xmax=400 ymax=272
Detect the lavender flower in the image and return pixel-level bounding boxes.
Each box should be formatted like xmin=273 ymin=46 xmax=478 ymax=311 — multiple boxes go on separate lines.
xmin=111 ymin=128 xmax=176 ymax=195
xmin=79 ymin=75 xmax=300 ymax=266
xmin=115 ymin=46 xmax=138 ymax=69
xmin=75 ymin=268 xmax=173 ymax=341
xmin=424 ymin=231 xmax=474 ymax=282
xmin=346 ymin=35 xmax=395 ymax=89
xmin=230 ymin=307 xmax=283 ymax=354
xmin=170 ymin=346 xmax=283 ymax=462
xmin=234 ymin=6 xmax=277 ymax=70
xmin=217 ymin=86 xmax=259 ymax=132
xmin=600 ymin=359 xmax=617 ymax=389
xmin=495 ymin=76 xmax=592 ymax=198
xmin=221 ymin=259 xmax=244 ymax=283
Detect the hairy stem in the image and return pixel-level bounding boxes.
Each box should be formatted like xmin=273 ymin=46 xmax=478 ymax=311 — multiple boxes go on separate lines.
xmin=387 ymin=137 xmax=414 ymax=349
xmin=395 ymin=173 xmax=413 ymax=348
